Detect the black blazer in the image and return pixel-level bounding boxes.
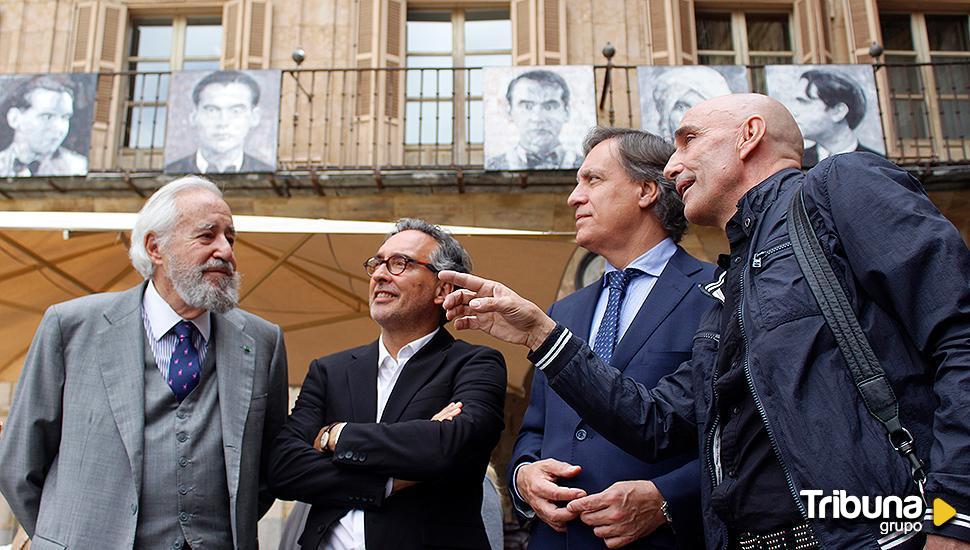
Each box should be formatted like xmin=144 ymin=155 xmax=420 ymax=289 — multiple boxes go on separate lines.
xmin=163 ymin=151 xmax=275 ymax=174
xmin=268 ymin=329 xmax=507 ymax=549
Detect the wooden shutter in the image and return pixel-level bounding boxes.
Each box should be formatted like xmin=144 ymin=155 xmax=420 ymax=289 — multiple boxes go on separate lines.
xmin=538 ymin=0 xmax=565 ymax=65
xmin=244 ymin=0 xmax=272 ymax=68
xmin=648 ymin=0 xmax=672 ymax=65
xmin=222 ymin=0 xmax=244 ymax=69
xmin=384 ymin=0 xmax=404 ymax=119
xmin=677 ymin=0 xmax=695 ymax=64
xmin=512 ymin=0 xmax=536 ymax=65
xmin=355 ymin=0 xmax=379 ymax=117
xmin=795 ymin=0 xmax=831 ymax=63
xmin=68 ymin=1 xmax=126 ymax=168
xmin=843 ymin=0 xmax=881 ymax=63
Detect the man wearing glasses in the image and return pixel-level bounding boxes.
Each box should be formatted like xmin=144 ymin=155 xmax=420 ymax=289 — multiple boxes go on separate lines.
xmin=268 ymin=218 xmax=507 ymax=550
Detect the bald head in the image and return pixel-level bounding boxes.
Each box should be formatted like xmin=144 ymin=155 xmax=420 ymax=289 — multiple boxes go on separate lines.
xmin=663 ymin=93 xmax=805 ymax=228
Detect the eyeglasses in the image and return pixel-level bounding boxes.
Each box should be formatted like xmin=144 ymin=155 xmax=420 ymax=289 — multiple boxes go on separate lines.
xmin=363 ymin=254 xmax=438 ymax=276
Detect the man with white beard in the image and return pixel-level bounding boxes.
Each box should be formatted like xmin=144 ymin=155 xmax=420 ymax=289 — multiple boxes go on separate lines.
xmin=0 ymin=176 xmax=288 ymax=550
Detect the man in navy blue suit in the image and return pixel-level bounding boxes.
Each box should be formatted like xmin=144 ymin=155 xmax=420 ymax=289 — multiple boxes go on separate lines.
xmin=508 ymin=127 xmax=713 ymax=549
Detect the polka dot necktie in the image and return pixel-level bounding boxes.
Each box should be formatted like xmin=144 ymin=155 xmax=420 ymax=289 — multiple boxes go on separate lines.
xmin=168 ymin=321 xmax=201 ymax=403
xmin=592 ymin=268 xmax=644 ymax=365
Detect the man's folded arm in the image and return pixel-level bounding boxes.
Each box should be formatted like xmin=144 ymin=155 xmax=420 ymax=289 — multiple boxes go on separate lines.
xmin=0 ymin=306 xmax=66 ymax=536
xmin=267 ymin=358 xmax=389 ymax=509
xmin=536 ymin=324 xmax=699 ymax=464
xmin=331 ymin=348 xmax=507 ymax=480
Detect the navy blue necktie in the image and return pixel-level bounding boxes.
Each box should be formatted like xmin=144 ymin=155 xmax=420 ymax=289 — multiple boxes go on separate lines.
xmin=592 ymin=268 xmax=643 ymax=365
xmin=168 ymin=321 xmax=201 ymax=403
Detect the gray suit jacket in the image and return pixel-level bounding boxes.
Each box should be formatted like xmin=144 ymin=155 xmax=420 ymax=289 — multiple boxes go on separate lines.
xmin=0 ymin=282 xmax=288 ymax=549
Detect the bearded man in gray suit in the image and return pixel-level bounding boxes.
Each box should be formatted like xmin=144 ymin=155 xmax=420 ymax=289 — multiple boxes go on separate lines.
xmin=0 ymin=175 xmax=288 ymax=550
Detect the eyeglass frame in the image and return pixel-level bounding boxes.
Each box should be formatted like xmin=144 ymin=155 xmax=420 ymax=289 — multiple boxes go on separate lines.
xmin=363 ymin=254 xmax=439 ymax=276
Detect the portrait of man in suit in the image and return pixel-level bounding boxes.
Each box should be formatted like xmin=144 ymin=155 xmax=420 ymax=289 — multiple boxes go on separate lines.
xmin=0 ymin=74 xmax=95 ymax=178
xmin=269 ymin=218 xmax=507 ymax=550
xmin=485 ymin=68 xmax=593 ymax=171
xmin=508 ymin=127 xmax=713 ymax=549
xmin=766 ymin=65 xmax=886 ymax=166
xmin=0 ymin=176 xmax=288 ymax=549
xmin=164 ymin=70 xmax=277 ymax=174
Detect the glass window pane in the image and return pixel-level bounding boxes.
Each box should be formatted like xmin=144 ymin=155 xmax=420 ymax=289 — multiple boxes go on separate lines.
xmin=696 ymin=13 xmax=733 ymax=51
xmin=131 ymin=23 xmax=173 ymax=58
xmin=932 ymin=56 xmax=970 ymax=93
xmin=185 ymin=23 xmax=222 ymax=57
xmin=927 ymin=15 xmax=970 ymax=52
xmin=405 ymin=101 xmax=453 ymax=144
xmin=892 ymin=99 xmax=929 ymax=139
xmin=750 ymin=55 xmax=793 ymax=94
xmin=940 ymin=98 xmax=970 ymax=138
xmin=880 ymin=14 xmax=914 ymax=51
xmin=885 ymin=54 xmax=923 ymax=94
xmin=747 ymin=13 xmax=791 ymax=52
xmin=125 ymin=106 xmax=167 ymax=148
xmin=466 ymin=99 xmax=483 ymax=143
xmin=129 ymin=61 xmax=170 ymax=101
xmin=183 ymin=60 xmax=222 ymax=71
xmin=699 ymin=54 xmax=735 ymax=65
xmin=464 ymin=54 xmax=512 ymax=95
xmin=405 ymin=56 xmax=453 ymax=97
xmin=407 ymin=19 xmax=453 ymax=53
xmin=465 ymin=18 xmax=511 ymax=51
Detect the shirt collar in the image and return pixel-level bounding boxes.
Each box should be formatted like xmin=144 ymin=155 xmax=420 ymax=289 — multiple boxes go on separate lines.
xmin=378 ymin=327 xmax=440 ymax=368
xmin=143 ymin=279 xmax=211 ymax=342
xmin=511 ymin=143 xmax=565 ymax=167
xmin=196 ymin=149 xmax=244 ymax=173
xmin=602 ymin=237 xmax=677 ymax=285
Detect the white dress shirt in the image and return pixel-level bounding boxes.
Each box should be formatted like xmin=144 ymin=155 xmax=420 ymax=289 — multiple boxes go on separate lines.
xmin=324 ymin=328 xmax=440 ymax=550
xmin=141 ymin=279 xmax=210 ymax=380
xmin=196 ymin=149 xmax=244 ymax=173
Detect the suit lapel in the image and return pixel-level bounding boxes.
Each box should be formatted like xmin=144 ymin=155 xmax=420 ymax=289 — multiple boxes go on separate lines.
xmin=213 ymin=310 xmax=256 ymax=501
xmin=611 ymin=248 xmax=698 ymax=371
xmin=97 ymin=284 xmax=148 ymax=495
xmin=561 ymin=278 xmax=602 ymax=341
xmin=379 ymin=330 xmax=454 ymax=424
xmin=346 ymin=343 xmax=379 ymax=423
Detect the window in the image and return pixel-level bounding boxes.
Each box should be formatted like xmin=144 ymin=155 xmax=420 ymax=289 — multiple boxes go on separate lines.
xmin=124 ymin=17 xmax=222 ymax=149
xmin=404 ymin=9 xmax=511 ymax=149
xmin=696 ymin=10 xmax=794 ymax=93
xmin=880 ymin=13 xmax=970 ymax=142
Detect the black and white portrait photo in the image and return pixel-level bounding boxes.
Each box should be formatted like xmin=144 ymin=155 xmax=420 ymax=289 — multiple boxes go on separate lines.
xmin=164 ymin=69 xmax=280 ymax=174
xmin=637 ymin=65 xmax=748 ymax=141
xmin=0 ymin=73 xmax=96 ymax=178
xmin=484 ymin=66 xmax=595 ymax=171
xmin=766 ymin=64 xmax=886 ymax=166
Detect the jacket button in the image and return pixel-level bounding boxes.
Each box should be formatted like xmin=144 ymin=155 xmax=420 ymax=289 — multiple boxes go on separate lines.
xmin=176 ymin=411 xmax=186 ymax=420
xmin=131 ymin=503 xmax=138 ymax=515
xmin=743 ymin=217 xmax=752 ymax=228
xmin=728 ymin=469 xmax=737 ymax=478
xmin=575 ymin=429 xmax=587 ymax=441
xmin=360 ymin=452 xmax=367 ymax=461
xmin=177 ymin=432 xmax=188 ymax=442
xmin=178 ymin=457 xmax=189 ymax=467
xmin=179 ymin=512 xmax=189 ymax=522
xmin=178 ymin=485 xmax=189 ymax=495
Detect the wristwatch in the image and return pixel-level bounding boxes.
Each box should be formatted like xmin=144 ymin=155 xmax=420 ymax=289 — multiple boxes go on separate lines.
xmin=314 ymin=422 xmax=339 ymax=452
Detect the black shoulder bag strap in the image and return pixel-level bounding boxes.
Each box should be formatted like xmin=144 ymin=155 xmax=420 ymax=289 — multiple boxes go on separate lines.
xmin=787 ymin=187 xmax=927 ymax=498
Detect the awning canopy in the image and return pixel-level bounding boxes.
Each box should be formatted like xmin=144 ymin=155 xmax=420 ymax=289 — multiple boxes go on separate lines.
xmin=0 ymin=212 xmax=576 ymax=390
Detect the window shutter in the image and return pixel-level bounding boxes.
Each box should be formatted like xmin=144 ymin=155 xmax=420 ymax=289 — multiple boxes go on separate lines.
xmin=843 ymin=0 xmax=881 ymax=63
xmin=795 ymin=0 xmax=831 ymax=63
xmin=538 ymin=0 xmax=565 ymax=65
xmin=355 ymin=0 xmax=379 ymax=117
xmin=221 ymin=0 xmax=244 ymax=69
xmin=648 ymin=0 xmax=672 ymax=65
xmin=384 ymin=0 xmax=404 ymax=119
xmin=511 ymin=0 xmax=536 ymax=65
xmin=70 ymin=2 xmax=98 ymax=72
xmin=93 ymin=2 xmax=125 ymax=125
xmin=677 ymin=0 xmax=695 ymax=64
xmin=243 ymin=0 xmax=273 ymax=68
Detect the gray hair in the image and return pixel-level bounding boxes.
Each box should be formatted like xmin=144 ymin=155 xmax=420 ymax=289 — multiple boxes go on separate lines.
xmin=582 ymin=126 xmax=688 ymax=242
xmin=386 ymin=218 xmax=472 ymax=274
xmin=129 ymin=176 xmax=224 ymax=279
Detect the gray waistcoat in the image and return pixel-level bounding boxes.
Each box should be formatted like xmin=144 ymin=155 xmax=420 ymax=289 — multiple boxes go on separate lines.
xmin=136 ymin=329 xmax=233 ymax=550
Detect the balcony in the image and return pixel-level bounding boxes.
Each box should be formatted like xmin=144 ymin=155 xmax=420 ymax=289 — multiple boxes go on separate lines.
xmin=19 ymin=61 xmax=970 ymax=188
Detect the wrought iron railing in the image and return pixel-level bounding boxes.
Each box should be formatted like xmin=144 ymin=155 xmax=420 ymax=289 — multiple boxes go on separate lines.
xmin=83 ymin=61 xmax=970 ymax=174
